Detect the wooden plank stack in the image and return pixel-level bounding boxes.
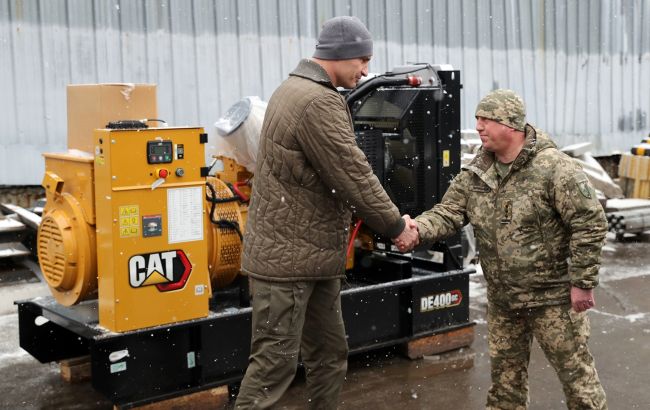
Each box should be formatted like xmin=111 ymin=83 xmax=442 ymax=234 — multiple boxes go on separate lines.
xmin=618 ymin=150 xmax=650 ymax=199
xmin=401 ymin=325 xmax=475 ymax=360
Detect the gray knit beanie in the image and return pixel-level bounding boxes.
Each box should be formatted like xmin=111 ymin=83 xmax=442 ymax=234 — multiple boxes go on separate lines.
xmin=313 ymin=16 xmax=373 ymax=60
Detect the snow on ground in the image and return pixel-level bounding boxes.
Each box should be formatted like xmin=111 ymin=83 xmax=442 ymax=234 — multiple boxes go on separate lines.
xmin=599 ymin=264 xmax=650 ymax=282
xmin=591 ymin=310 xmax=649 ymax=324
xmin=468 ymin=263 xmax=488 ymax=308
xmin=0 ymin=313 xmax=28 ymax=370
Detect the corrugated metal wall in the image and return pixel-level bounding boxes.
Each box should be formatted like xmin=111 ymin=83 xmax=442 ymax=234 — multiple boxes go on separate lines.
xmin=1 ymin=0 xmax=649 ymax=185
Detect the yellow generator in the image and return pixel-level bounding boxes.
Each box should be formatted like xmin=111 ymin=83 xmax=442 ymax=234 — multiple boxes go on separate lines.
xmin=38 ymin=125 xmax=249 ymax=332
xmin=38 ymin=128 xmax=251 ymax=332
xmin=35 ymin=84 xmax=251 ymax=332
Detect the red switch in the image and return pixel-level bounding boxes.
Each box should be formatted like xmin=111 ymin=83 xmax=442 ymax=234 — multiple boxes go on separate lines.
xmin=157 ymin=168 xmax=169 ymax=178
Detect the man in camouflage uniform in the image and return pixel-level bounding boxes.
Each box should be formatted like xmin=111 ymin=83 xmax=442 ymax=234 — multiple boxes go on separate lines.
xmin=396 ymin=89 xmax=608 ymax=409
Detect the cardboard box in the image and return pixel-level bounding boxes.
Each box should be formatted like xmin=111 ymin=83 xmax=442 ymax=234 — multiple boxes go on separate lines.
xmin=67 ymin=83 xmax=157 ymax=153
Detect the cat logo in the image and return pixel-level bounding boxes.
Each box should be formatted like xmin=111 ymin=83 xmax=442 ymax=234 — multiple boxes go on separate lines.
xmin=128 ymin=250 xmax=192 ymax=292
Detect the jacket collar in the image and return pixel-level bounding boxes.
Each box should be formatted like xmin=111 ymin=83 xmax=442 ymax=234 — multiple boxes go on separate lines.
xmin=465 ymin=124 xmax=556 ymax=189
xmin=289 ymin=59 xmax=337 ymax=90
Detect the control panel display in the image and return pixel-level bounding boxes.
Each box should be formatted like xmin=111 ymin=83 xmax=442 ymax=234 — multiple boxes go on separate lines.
xmin=147 ymin=141 xmax=173 ymax=164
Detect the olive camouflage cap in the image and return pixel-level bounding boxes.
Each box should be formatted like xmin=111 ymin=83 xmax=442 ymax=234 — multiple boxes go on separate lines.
xmin=475 ymin=89 xmax=526 ymax=131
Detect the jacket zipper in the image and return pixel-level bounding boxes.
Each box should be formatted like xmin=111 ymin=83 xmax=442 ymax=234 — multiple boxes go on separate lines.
xmin=532 ymin=199 xmax=555 ymax=262
xmin=493 ymin=182 xmax=503 ymax=284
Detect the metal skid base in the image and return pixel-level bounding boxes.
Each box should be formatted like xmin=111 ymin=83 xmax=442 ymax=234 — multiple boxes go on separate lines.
xmin=17 ymin=253 xmax=474 ymax=408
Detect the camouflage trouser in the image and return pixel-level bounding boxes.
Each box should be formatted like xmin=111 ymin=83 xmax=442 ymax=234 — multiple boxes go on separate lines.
xmin=486 ymin=303 xmax=607 ymax=410
xmin=235 ymin=278 xmax=348 ymax=410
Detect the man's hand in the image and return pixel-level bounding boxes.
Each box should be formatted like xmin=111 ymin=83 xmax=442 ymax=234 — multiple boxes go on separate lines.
xmin=392 ymin=215 xmax=419 ymax=253
xmin=571 ymin=286 xmax=595 ymax=312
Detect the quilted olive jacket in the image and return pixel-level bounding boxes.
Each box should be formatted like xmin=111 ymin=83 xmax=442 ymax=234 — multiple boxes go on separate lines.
xmin=241 ymin=59 xmax=404 ymax=281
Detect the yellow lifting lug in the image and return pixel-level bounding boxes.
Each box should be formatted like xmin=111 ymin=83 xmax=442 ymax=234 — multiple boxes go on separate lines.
xmin=42 ymin=171 xmax=64 ymax=196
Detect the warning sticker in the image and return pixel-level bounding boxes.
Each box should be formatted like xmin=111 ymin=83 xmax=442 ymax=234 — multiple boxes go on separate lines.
xmin=119 ymin=205 xmax=140 ymax=237
xmin=167 ymin=187 xmax=203 ymax=244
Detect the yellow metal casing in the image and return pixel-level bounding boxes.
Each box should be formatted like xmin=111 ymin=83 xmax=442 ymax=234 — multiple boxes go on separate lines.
xmin=94 ymin=127 xmax=211 ymax=332
xmin=38 ymin=152 xmax=97 ymax=305
xmin=205 ymin=156 xmax=252 ymax=289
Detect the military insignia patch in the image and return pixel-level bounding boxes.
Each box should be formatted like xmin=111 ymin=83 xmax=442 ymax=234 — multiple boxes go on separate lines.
xmin=577 ymin=180 xmax=592 ymax=199
xmin=470 ymin=184 xmax=491 ymax=193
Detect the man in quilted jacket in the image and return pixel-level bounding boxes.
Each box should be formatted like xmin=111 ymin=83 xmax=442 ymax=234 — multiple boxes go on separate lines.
xmin=235 ymin=16 xmax=418 ymax=409
xmin=396 ymin=89 xmax=608 ymax=409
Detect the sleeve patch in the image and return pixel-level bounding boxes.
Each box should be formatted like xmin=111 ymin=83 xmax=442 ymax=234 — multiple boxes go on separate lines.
xmin=577 ymin=179 xmax=592 ymax=199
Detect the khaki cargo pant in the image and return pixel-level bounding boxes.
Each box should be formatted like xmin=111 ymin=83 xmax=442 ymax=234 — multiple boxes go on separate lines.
xmin=486 ymin=304 xmax=607 ymax=410
xmin=235 ymin=278 xmax=348 ymax=410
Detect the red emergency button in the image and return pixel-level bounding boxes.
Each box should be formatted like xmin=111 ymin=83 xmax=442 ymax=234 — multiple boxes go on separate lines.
xmin=157 ymin=168 xmax=169 ymax=178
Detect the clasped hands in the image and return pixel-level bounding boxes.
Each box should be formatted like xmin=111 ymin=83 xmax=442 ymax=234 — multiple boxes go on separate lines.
xmin=392 ymin=215 xmax=419 ymax=253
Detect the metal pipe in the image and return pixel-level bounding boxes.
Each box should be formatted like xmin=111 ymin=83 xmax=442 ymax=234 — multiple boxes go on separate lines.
xmin=346 ymin=75 xmax=422 ymax=110
xmin=607 ymin=209 xmax=650 ymax=219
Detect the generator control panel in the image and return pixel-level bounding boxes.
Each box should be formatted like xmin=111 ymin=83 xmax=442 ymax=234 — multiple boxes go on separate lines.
xmin=147 ymin=140 xmax=173 ymax=164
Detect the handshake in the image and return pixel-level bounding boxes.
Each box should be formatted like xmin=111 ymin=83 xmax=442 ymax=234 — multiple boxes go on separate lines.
xmin=392 ymin=215 xmax=419 ymax=253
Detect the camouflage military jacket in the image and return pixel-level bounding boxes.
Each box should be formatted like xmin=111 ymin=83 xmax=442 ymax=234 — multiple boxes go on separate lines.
xmin=415 ymin=125 xmax=607 ymax=309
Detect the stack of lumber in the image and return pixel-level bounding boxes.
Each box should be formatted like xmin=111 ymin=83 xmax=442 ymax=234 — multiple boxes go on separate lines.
xmin=619 ymin=151 xmax=650 ymax=199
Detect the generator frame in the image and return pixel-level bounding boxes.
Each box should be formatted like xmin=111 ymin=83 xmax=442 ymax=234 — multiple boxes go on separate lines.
xmin=17 ymin=257 xmax=473 ymax=408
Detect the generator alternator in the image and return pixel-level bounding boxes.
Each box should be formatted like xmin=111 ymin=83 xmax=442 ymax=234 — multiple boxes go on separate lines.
xmin=38 ymin=193 xmax=97 ymax=306
xmin=205 ymin=177 xmax=245 ymax=289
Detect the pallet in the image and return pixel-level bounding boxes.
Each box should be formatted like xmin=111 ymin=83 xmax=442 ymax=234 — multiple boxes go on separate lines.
xmin=619 ymin=177 xmax=650 ymax=199
xmin=113 ymin=386 xmax=229 ymax=410
xmin=60 ymin=356 xmax=92 ymax=383
xmin=402 ymin=324 xmax=475 ymax=359
xmin=60 ymin=357 xmax=230 ymax=409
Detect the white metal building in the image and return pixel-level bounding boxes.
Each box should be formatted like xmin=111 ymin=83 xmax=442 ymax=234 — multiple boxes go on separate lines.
xmin=1 ymin=0 xmax=649 ymax=185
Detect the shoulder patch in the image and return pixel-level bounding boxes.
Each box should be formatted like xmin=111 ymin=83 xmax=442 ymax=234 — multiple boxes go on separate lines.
xmin=577 ymin=179 xmax=592 ymax=199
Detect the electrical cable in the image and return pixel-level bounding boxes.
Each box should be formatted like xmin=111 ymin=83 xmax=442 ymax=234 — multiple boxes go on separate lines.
xmin=230 ymin=182 xmax=250 ymax=203
xmin=143 ymin=118 xmax=167 ymax=125
xmin=205 ymin=182 xmax=243 ymax=241
xmin=346 ymin=219 xmax=363 ymax=259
